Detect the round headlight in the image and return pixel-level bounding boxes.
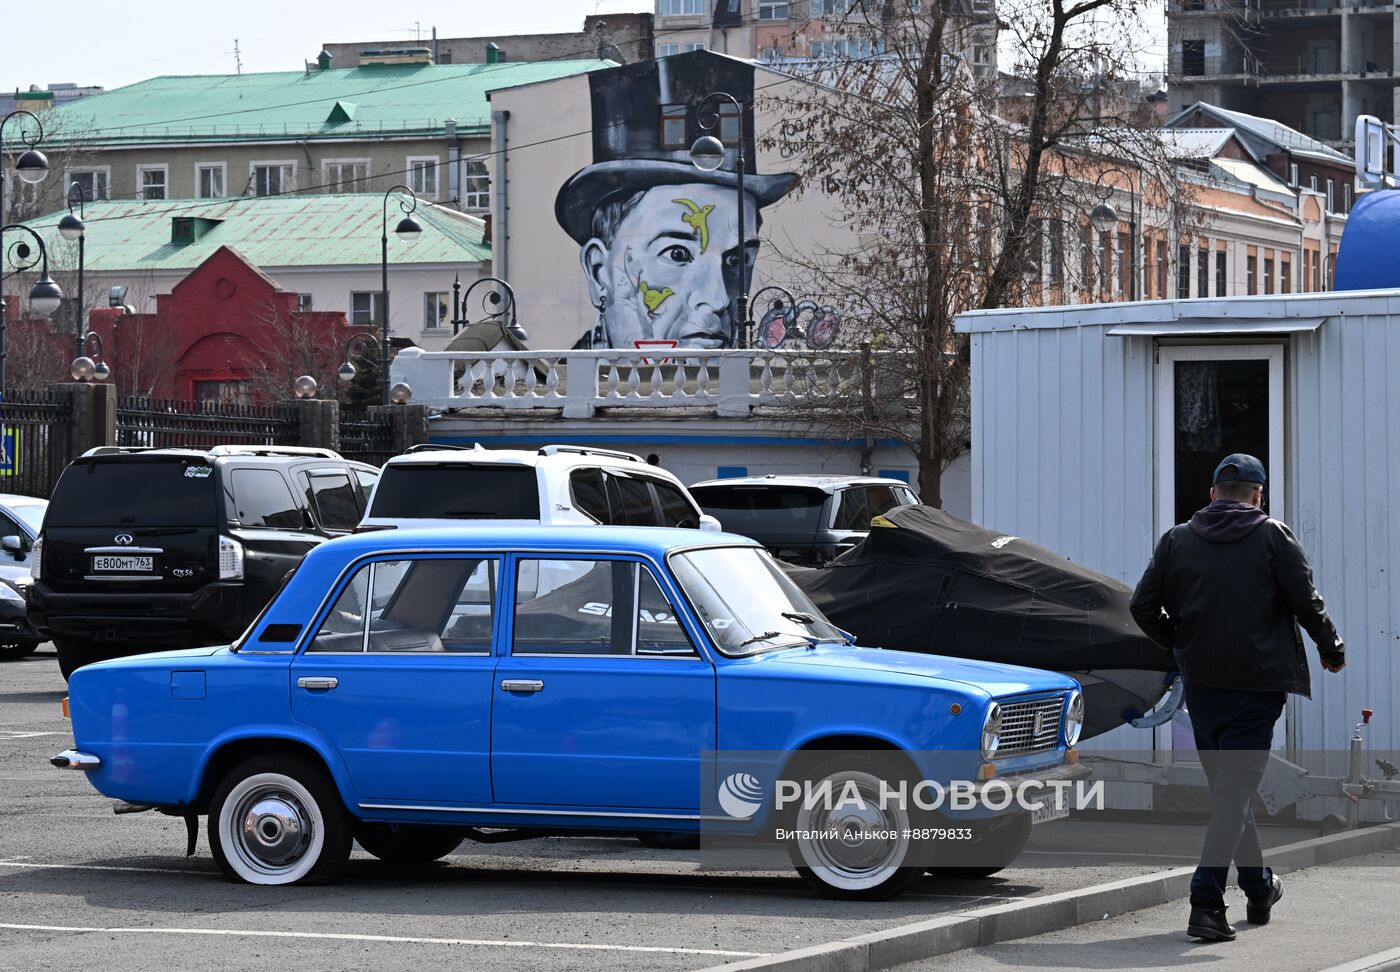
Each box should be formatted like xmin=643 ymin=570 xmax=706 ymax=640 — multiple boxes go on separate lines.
xmin=1064 ymin=690 xmax=1084 ymax=747
xmin=981 ymin=702 xmax=1002 ymax=760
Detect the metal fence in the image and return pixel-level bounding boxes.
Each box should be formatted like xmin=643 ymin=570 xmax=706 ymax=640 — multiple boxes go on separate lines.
xmin=0 ymin=390 xmax=73 ymax=499
xmin=115 ymin=397 xmax=298 ymax=450
xmin=338 ymin=408 xmax=396 ymax=467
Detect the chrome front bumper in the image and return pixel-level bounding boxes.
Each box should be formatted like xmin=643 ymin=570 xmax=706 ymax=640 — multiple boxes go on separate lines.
xmin=51 ymin=749 xmax=101 ymax=770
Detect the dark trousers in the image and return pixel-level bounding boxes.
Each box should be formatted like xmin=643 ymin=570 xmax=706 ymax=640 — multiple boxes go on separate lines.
xmin=1182 ymin=682 xmax=1286 ymax=909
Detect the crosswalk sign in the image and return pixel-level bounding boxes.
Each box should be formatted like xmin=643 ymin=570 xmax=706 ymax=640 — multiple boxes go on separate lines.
xmin=0 ymin=427 xmax=20 ymax=477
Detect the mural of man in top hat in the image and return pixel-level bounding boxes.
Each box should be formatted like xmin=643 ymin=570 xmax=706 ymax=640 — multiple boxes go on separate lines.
xmin=555 ymin=52 xmax=798 ymax=349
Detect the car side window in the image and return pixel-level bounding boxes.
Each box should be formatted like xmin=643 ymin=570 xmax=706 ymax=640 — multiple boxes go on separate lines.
xmin=303 ymin=471 xmax=360 ymax=532
xmin=896 ymin=486 xmax=919 ymax=506
xmin=651 ymin=480 xmax=700 ymax=529
xmin=229 ymin=468 xmax=302 ymax=529
xmin=607 ymin=474 xmax=656 ymax=526
xmin=570 ymin=468 xmax=611 ymax=524
xmin=309 ymin=558 xmax=499 ymax=654
xmin=352 ymin=469 xmax=379 ymax=512
xmin=0 ymin=511 xmax=28 ymax=552
xmin=513 ymin=559 xmax=693 ymax=656
xmin=863 ymin=485 xmax=903 ymax=520
xmin=833 ymin=488 xmax=871 ymax=531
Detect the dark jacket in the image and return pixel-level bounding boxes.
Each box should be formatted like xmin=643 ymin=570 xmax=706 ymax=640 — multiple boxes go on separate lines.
xmin=1130 ymin=501 xmax=1344 ymax=697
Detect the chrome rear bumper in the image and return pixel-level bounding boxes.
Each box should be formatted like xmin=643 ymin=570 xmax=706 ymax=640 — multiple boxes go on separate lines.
xmin=50 ymin=749 xmax=101 ymax=770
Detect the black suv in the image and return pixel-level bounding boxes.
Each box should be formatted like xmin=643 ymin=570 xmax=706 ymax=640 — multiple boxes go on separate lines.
xmin=29 ymin=446 xmax=379 ymax=678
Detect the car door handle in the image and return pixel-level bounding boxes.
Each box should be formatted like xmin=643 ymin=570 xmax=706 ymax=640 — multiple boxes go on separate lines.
xmin=500 ymin=679 xmax=545 ymax=694
xmin=297 ymin=676 xmax=339 ymax=690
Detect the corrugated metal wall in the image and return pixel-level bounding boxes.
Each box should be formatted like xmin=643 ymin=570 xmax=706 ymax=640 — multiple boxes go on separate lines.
xmin=966 ymin=296 xmax=1400 ymax=772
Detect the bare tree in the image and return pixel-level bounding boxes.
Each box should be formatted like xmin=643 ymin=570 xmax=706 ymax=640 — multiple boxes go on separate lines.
xmin=761 ymin=0 xmax=1183 ymax=505
xmin=242 ymin=294 xmax=349 ymax=402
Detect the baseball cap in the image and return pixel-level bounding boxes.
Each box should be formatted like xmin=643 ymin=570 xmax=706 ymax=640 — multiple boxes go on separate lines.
xmin=1212 ymin=453 xmax=1267 ymax=486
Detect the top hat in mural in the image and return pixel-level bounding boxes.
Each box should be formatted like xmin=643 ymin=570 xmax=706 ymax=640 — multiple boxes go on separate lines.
xmin=555 ymin=51 xmax=799 ymax=245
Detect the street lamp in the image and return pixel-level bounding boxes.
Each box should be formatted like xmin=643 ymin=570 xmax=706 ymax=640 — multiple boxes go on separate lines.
xmin=455 ymin=275 xmax=527 ymax=343
xmin=59 ymin=182 xmax=88 ymax=359
xmin=1 ymin=110 xmax=50 ymax=401
xmin=337 ymin=330 xmax=381 ymax=384
xmin=1086 ymin=165 xmax=1141 ymax=301
xmin=689 ymin=91 xmax=751 ymax=349
xmin=0 ymin=224 xmax=64 ymax=396
xmin=380 ymin=184 xmax=422 ymax=406
xmin=292 ymin=375 xmax=318 ymax=399
xmin=71 ymin=332 xmax=110 ymax=382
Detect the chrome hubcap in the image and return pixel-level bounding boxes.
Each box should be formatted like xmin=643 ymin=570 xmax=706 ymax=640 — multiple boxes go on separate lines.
xmin=233 ymin=787 xmax=313 ymax=873
xmin=796 ymin=771 xmax=909 ymax=888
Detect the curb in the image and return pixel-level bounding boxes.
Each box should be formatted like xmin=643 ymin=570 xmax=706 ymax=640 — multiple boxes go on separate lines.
xmin=696 ymin=822 xmax=1400 ymax=972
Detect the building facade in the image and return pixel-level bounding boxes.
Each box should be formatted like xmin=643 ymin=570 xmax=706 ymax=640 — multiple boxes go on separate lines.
xmin=322 ymin=14 xmax=655 ymax=68
xmin=1166 ymin=0 xmax=1396 ymax=146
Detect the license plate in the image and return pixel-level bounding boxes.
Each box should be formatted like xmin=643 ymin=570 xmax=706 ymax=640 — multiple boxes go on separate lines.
xmin=92 ymin=555 xmax=154 ymax=573
xmin=1030 ymin=787 xmax=1069 ymax=825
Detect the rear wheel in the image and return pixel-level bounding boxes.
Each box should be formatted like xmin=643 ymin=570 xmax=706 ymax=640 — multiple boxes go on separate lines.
xmin=208 ymin=755 xmax=352 ymax=885
xmin=785 ymin=753 xmax=927 ymax=900
xmin=355 ymin=823 xmax=466 ymax=863
xmin=55 ymin=639 xmax=103 ymax=680
xmin=0 ymin=641 xmax=39 ymax=661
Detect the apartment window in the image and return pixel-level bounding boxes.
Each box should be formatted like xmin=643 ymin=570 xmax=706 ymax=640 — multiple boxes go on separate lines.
xmin=1288 ymin=162 xmax=1299 ymax=187
xmin=252 ymin=162 xmax=294 ymax=197
xmin=423 ymin=291 xmax=450 ymax=331
xmin=758 ymin=0 xmax=790 ymax=20
xmin=1049 ymin=218 xmax=1064 ymax=285
xmin=1181 ymin=40 xmax=1205 ymax=76
xmin=1343 ymin=183 xmax=1351 ymax=212
xmin=759 ymin=46 xmax=786 ymax=61
xmin=1281 ymin=253 xmax=1291 ymax=294
xmin=1081 ymin=224 xmax=1093 ymax=295
xmin=1263 ymin=256 xmax=1274 ymax=295
xmin=463 ymin=159 xmax=490 ymax=209
xmin=324 ymin=160 xmax=369 ymax=193
xmin=408 ymin=157 xmax=439 ymax=199
xmin=350 ymin=291 xmax=383 ymax=325
xmin=809 ymin=0 xmax=844 ymax=14
xmin=658 ymin=0 xmax=705 ymax=13
xmin=1309 ymin=175 xmax=1318 ymax=192
xmin=66 ymin=168 xmax=109 ymax=201
xmin=1177 ymin=243 xmax=1190 ymax=299
xmin=718 ymin=101 xmax=740 ymax=144
xmin=1215 ymin=249 xmax=1227 ymax=297
xmin=1099 ymin=231 xmax=1114 ymax=295
xmin=657 ymin=42 xmax=706 ymax=57
xmin=196 ymin=163 xmax=225 ymax=198
xmin=1325 ymin=178 xmax=1335 ymax=212
xmin=1246 ymin=250 xmax=1256 ymax=294
xmin=973 ymin=45 xmax=990 ymax=68
xmin=1119 ymin=230 xmax=1131 ymax=297
xmin=1197 ymin=247 xmax=1209 ymax=298
xmin=1312 ymin=250 xmax=1322 ymax=291
xmin=1156 ymin=241 xmax=1168 ymax=300
xmin=296 ymin=294 xmax=314 ymax=313
xmin=138 ymin=165 xmax=168 ymax=201
xmin=660 ymin=103 xmax=688 ymax=149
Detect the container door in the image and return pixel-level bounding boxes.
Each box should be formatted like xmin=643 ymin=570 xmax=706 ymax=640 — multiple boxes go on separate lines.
xmin=1155 ymin=344 xmax=1288 ymax=760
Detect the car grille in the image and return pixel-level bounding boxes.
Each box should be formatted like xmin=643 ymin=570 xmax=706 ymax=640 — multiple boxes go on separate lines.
xmin=997 ymin=697 xmax=1064 ymax=757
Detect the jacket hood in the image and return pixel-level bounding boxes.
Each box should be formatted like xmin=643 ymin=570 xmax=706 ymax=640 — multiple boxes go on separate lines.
xmin=1188 ymin=500 xmax=1269 ymax=543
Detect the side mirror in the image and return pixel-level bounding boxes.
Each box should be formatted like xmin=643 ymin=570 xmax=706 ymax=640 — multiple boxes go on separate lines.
xmin=698 ymin=514 xmax=722 ymax=533
xmin=1 ymin=535 xmax=24 ymax=555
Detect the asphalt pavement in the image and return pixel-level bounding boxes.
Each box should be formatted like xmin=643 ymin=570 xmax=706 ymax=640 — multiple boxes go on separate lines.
xmin=0 ymin=646 xmax=1331 ymax=972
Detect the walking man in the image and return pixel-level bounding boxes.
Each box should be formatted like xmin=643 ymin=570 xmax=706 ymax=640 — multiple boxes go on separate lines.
xmin=1130 ymin=454 xmax=1345 ymax=942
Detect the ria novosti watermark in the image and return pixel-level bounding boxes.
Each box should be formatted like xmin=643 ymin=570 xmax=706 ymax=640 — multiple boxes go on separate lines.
xmin=724 ymin=774 xmax=1106 ymax=819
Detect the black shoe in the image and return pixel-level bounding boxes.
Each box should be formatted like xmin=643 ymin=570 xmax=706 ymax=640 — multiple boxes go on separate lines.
xmin=1246 ymin=875 xmax=1283 ymax=925
xmin=1187 ymin=906 xmax=1237 ymax=942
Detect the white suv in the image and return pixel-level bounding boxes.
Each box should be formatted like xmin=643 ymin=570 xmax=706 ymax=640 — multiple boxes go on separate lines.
xmin=359 ymin=444 xmax=720 ymax=531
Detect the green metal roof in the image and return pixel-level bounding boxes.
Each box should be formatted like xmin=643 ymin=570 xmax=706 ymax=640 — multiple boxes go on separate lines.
xmin=43 ymin=60 xmax=612 ymax=146
xmin=18 ymin=194 xmax=490 ymax=272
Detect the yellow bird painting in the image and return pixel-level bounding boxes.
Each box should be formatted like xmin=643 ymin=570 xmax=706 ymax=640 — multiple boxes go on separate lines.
xmin=638 ymin=279 xmax=674 ymax=315
xmin=673 ymin=198 xmax=715 ymax=253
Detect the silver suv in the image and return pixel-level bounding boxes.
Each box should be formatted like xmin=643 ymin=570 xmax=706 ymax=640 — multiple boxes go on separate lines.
xmin=360 ymin=444 xmax=720 ymax=531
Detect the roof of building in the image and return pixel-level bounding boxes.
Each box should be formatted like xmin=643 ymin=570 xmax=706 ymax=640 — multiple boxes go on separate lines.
xmin=1166 ymin=102 xmax=1352 ymax=167
xmin=1157 ymin=127 xmax=1247 ymax=161
xmin=42 ymin=60 xmax=613 ymax=146
xmin=17 ymin=194 xmax=489 ymax=272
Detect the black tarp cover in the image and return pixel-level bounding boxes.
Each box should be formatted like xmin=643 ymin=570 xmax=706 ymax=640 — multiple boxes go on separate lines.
xmin=787 ymin=505 xmax=1176 ymax=738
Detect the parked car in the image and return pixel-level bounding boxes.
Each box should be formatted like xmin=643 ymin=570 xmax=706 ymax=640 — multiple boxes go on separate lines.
xmin=28 ymin=446 xmax=379 ymax=679
xmin=360 ymin=443 xmax=719 ymax=531
xmin=689 ymin=475 xmax=919 ymax=564
xmin=0 ymin=493 xmax=47 ymax=588
xmin=53 ymin=525 xmax=1085 ymax=899
xmin=0 ymin=579 xmax=41 ymax=661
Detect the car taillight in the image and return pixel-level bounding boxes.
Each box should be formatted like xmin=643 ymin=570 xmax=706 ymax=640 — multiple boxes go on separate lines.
xmin=29 ymin=538 xmax=42 ymax=580
xmin=218 ymin=535 xmax=244 ymax=580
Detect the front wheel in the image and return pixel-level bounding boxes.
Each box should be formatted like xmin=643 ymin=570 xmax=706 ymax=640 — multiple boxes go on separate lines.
xmin=355 ymin=823 xmax=466 ymax=863
xmin=785 ymin=753 xmax=927 ymax=900
xmin=208 ymin=755 xmax=353 ymax=885
xmin=56 ymin=639 xmax=103 ymax=680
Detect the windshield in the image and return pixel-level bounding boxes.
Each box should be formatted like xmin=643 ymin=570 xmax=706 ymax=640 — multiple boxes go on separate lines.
xmin=670 ymin=546 xmax=846 ymax=656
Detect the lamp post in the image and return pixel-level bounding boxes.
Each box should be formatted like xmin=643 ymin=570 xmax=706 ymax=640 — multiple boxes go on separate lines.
xmin=1087 ymin=164 xmax=1141 ymax=301
xmin=71 ymin=332 xmax=111 ymax=382
xmin=456 ymin=275 xmax=528 ymax=343
xmin=689 ymin=91 xmax=750 ymax=349
xmin=0 ymin=225 xmax=63 ymax=397
xmin=1 ymin=110 xmax=50 ymax=401
xmin=380 ymin=184 xmax=422 ymax=406
xmin=59 ymin=183 xmax=87 ymax=358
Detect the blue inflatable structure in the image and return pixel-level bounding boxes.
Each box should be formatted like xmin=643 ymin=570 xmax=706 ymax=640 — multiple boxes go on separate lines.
xmin=1335 ymin=191 xmax=1400 ymax=290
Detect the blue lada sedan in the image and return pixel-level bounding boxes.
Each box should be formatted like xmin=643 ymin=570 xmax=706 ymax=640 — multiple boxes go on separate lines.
xmin=54 ymin=527 xmax=1087 ymax=899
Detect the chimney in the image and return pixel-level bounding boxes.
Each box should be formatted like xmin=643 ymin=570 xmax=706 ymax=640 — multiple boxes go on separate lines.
xmin=317 ymin=49 xmax=332 ymax=70
xmin=482 ymin=213 xmax=493 ymax=245
xmin=486 ymin=42 xmax=503 ymax=65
